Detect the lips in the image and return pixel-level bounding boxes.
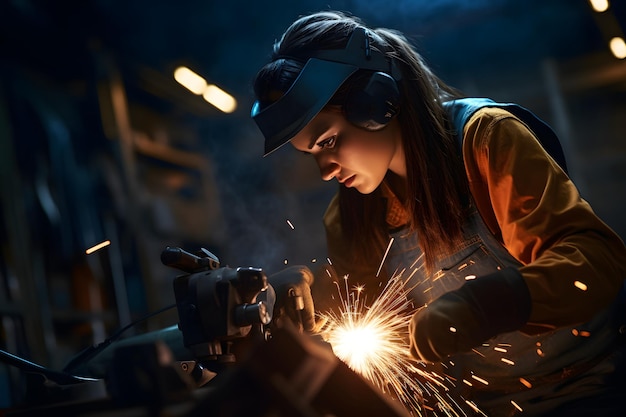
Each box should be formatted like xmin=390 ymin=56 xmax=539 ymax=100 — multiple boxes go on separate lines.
xmin=340 ymin=175 xmax=355 ymax=188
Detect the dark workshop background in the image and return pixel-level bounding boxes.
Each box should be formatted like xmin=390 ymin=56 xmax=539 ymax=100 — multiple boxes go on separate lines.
xmin=1 ymin=0 xmax=625 ymax=407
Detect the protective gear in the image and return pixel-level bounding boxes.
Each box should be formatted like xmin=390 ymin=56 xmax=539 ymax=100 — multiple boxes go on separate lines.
xmin=252 ymin=27 xmax=400 ymax=156
xmin=268 ymin=265 xmax=316 ymax=332
xmin=409 ymin=267 xmax=531 ymax=362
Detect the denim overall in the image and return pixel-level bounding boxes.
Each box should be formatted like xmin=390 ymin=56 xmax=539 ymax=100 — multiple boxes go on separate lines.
xmin=385 ymin=99 xmax=626 ymax=416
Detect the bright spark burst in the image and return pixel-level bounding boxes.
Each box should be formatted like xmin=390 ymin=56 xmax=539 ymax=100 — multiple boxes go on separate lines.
xmin=315 ymin=272 xmax=479 ymax=416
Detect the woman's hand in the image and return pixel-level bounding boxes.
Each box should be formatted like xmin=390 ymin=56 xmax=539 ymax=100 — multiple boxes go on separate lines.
xmin=268 ymin=265 xmax=316 ymax=332
xmin=409 ymin=267 xmax=531 ymax=362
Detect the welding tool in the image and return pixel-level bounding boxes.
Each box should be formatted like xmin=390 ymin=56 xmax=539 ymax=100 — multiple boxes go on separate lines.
xmin=266 ymin=265 xmax=316 ymax=332
xmin=162 ymin=246 xmax=274 ymax=372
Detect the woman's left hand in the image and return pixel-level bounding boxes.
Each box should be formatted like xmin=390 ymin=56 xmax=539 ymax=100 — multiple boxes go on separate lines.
xmin=409 ymin=267 xmax=532 ymax=362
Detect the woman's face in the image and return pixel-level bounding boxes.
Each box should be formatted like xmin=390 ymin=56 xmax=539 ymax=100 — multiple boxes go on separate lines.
xmin=290 ymin=108 xmax=405 ymax=194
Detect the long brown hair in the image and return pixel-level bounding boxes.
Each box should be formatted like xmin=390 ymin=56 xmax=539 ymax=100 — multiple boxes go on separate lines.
xmin=253 ymin=11 xmax=470 ymax=271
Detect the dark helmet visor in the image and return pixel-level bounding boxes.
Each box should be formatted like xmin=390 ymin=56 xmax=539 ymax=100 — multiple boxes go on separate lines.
xmin=251 ymin=27 xmax=395 ymax=156
xmin=251 ymin=58 xmax=358 ymax=156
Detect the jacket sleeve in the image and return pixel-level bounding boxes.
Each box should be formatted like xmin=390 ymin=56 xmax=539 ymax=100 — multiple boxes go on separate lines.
xmin=462 ymin=107 xmax=626 ymax=328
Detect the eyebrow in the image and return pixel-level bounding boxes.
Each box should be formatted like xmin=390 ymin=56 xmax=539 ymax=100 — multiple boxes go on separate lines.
xmin=306 ymin=124 xmax=332 ymax=150
xmin=306 ymin=134 xmax=316 ymax=150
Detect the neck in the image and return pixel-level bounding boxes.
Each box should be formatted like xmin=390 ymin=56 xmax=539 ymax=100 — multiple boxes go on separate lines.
xmin=385 ymin=171 xmax=407 ymax=203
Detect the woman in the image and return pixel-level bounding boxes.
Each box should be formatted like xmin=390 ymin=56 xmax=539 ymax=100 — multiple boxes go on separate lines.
xmin=251 ymin=11 xmax=626 ymax=416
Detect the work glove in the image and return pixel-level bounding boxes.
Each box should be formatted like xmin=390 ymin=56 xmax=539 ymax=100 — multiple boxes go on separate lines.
xmin=409 ymin=267 xmax=531 ymax=363
xmin=268 ymin=265 xmax=316 ymax=332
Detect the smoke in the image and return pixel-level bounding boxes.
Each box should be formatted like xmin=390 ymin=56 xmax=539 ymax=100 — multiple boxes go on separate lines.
xmin=201 ymin=120 xmax=333 ymax=275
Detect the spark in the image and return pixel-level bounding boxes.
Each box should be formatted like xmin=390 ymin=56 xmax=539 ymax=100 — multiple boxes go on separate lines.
xmin=574 ymin=280 xmax=588 ymax=291
xmin=376 ymin=237 xmax=395 ymax=277
xmin=519 ymin=378 xmax=532 ymax=388
xmin=466 ymin=400 xmax=488 ymax=415
xmin=511 ymin=400 xmax=523 ymax=412
xmin=472 ymin=349 xmax=486 ymax=358
xmin=86 ymin=240 xmax=111 ymax=254
xmin=471 ymin=374 xmax=489 ymax=385
xmin=315 ymin=272 xmax=483 ymax=416
xmin=573 ymin=329 xmax=591 ymax=337
xmin=286 ymin=219 xmax=295 ymax=230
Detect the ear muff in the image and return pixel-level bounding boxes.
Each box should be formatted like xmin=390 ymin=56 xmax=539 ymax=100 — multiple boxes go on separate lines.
xmin=343 ymin=71 xmax=400 ymax=131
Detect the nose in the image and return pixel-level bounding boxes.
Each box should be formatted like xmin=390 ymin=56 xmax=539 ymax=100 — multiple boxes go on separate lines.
xmin=316 ymin=154 xmax=341 ymax=182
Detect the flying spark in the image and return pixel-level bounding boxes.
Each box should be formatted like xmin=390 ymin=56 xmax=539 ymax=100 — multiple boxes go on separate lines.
xmin=376 ymin=237 xmax=395 ymax=277
xmin=315 ymin=272 xmax=483 ymax=416
xmin=86 ymin=240 xmax=111 ymax=254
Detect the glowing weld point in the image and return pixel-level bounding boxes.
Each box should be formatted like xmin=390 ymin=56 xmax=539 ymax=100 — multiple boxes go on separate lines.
xmin=317 ymin=271 xmax=488 ymax=416
xmin=574 ymin=280 xmax=588 ymax=291
xmin=286 ymin=219 xmax=295 ymax=229
xmin=511 ymin=400 xmax=523 ymax=412
xmin=317 ymin=274 xmax=448 ymax=414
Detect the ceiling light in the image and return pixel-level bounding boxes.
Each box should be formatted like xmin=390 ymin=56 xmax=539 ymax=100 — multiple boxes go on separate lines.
xmin=589 ymin=0 xmax=610 ymax=13
xmin=203 ymin=84 xmax=237 ymax=113
xmin=174 ymin=66 xmax=207 ymax=95
xmin=609 ymin=36 xmax=626 ymax=58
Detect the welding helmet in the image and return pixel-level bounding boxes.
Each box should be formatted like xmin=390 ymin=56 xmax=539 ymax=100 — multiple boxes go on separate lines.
xmin=251 ymin=27 xmax=401 ymax=156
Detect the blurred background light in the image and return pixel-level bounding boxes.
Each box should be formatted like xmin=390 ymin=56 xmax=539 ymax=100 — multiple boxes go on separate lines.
xmin=589 ymin=0 xmax=610 ymax=13
xmin=203 ymin=84 xmax=237 ymax=113
xmin=174 ymin=66 xmax=207 ymax=95
xmin=609 ymin=36 xmax=626 ymax=58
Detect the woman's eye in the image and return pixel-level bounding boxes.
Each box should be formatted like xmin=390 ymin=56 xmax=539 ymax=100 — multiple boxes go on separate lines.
xmin=317 ymin=135 xmax=336 ymax=149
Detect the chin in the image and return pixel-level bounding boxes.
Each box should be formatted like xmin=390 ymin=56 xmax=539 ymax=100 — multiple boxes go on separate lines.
xmin=355 ymin=183 xmax=377 ymax=195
